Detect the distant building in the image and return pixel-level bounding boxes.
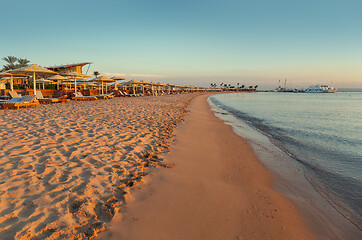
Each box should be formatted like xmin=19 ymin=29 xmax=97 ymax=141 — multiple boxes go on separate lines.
xmin=46 ymin=62 xmax=92 ymax=74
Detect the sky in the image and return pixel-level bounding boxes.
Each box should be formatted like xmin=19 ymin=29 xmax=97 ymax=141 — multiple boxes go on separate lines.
xmin=1 ymin=0 xmax=362 ymax=89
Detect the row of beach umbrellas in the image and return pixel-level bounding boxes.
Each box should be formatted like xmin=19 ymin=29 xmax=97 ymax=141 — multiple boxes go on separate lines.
xmin=0 ymin=64 xmax=207 ymax=94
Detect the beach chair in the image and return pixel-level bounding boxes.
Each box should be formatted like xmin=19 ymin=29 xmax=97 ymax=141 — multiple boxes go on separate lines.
xmin=113 ymin=90 xmax=125 ymax=97
xmin=0 ymin=95 xmax=39 ymax=109
xmin=8 ymin=91 xmax=22 ymax=98
xmin=36 ymin=91 xmax=69 ymax=104
xmin=72 ymin=92 xmax=97 ymax=101
xmin=94 ymin=92 xmax=115 ymax=99
xmin=121 ymin=91 xmax=142 ymax=97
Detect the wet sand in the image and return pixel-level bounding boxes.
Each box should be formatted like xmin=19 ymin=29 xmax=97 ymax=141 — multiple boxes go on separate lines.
xmin=99 ymin=94 xmax=316 ymax=240
xmin=0 ymin=94 xmax=195 ymax=239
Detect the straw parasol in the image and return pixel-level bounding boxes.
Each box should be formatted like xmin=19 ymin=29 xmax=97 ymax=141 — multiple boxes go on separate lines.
xmin=157 ymin=82 xmax=168 ymax=93
xmin=140 ymin=80 xmax=151 ymax=94
xmin=35 ymin=78 xmax=53 ymax=89
xmin=111 ymin=77 xmax=126 ymax=90
xmin=91 ymin=75 xmax=114 ymax=94
xmin=0 ymin=70 xmax=28 ymax=91
xmin=61 ymin=72 xmax=90 ymax=94
xmin=124 ymin=79 xmax=143 ymax=94
xmin=8 ymin=64 xmax=57 ymax=94
xmin=149 ymin=81 xmax=160 ymax=95
xmin=76 ymin=78 xmax=93 ymax=90
xmin=47 ymin=74 xmax=69 ymax=90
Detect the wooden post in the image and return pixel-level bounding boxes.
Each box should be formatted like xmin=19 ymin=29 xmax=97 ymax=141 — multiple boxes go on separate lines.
xmin=33 ymin=72 xmax=36 ymax=95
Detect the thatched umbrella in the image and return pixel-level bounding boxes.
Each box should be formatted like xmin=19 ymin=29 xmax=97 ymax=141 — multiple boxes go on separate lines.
xmin=76 ymin=78 xmax=92 ymax=90
xmin=126 ymin=79 xmax=143 ymax=94
xmin=9 ymin=64 xmax=57 ymax=94
xmin=61 ymin=72 xmax=90 ymax=94
xmin=0 ymin=70 xmax=28 ymax=91
xmin=111 ymin=77 xmax=126 ymax=90
xmin=167 ymin=84 xmax=176 ymax=94
xmin=36 ymin=78 xmax=53 ymax=89
xmin=149 ymin=81 xmax=160 ymax=95
xmin=157 ymin=82 xmax=168 ymax=94
xmin=0 ymin=71 xmax=14 ymax=90
xmin=91 ymin=75 xmax=114 ymax=94
xmin=47 ymin=74 xmax=69 ymax=90
xmin=140 ymin=80 xmax=151 ymax=95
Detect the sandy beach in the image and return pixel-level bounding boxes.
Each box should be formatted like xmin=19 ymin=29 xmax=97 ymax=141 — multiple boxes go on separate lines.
xmin=99 ymin=94 xmax=316 ymax=240
xmin=0 ymin=94 xmax=195 ymax=239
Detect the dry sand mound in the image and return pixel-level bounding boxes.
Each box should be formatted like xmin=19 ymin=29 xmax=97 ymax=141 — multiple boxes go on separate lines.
xmin=0 ymin=94 xmax=195 ymax=239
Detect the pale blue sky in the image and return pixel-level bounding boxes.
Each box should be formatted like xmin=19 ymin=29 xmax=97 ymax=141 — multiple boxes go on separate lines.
xmin=1 ymin=0 xmax=362 ymax=88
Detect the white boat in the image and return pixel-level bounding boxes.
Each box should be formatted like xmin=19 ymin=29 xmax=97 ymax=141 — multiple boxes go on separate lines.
xmin=305 ymin=85 xmax=337 ymax=93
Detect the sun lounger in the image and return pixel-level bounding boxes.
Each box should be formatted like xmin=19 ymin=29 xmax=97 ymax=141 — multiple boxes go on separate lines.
xmin=94 ymin=92 xmax=115 ymax=99
xmin=0 ymin=95 xmax=39 ymax=109
xmin=36 ymin=91 xmax=69 ymax=104
xmin=113 ymin=90 xmax=125 ymax=97
xmin=8 ymin=91 xmax=22 ymax=98
xmin=72 ymin=92 xmax=97 ymax=101
xmin=120 ymin=91 xmax=142 ymax=97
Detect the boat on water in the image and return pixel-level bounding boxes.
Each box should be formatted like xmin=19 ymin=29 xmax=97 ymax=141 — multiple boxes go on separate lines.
xmin=305 ymin=85 xmax=338 ymax=93
xmin=274 ymin=86 xmax=294 ymax=92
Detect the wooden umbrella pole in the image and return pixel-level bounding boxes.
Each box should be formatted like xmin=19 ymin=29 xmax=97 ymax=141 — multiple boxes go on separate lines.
xmin=74 ymin=77 xmax=77 ymax=94
xmin=33 ymin=72 xmax=36 ymax=95
xmin=10 ymin=75 xmax=14 ymax=91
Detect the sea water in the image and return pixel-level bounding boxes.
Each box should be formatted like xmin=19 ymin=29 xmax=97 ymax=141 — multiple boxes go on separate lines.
xmin=210 ymin=92 xmax=362 ymax=230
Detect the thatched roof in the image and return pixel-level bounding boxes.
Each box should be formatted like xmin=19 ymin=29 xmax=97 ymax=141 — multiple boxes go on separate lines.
xmin=111 ymin=77 xmax=126 ymax=80
xmin=47 ymin=74 xmax=69 ymax=81
xmin=157 ymin=82 xmax=167 ymax=86
xmin=91 ymin=75 xmax=114 ymax=82
xmin=126 ymin=79 xmax=143 ymax=85
xmin=9 ymin=64 xmax=57 ymax=75
xmin=47 ymin=62 xmax=92 ymax=69
xmin=140 ymin=80 xmax=151 ymax=84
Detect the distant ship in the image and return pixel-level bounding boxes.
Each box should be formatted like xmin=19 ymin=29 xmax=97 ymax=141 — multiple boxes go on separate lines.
xmin=305 ymin=85 xmax=338 ymax=93
xmin=274 ymin=79 xmax=294 ymax=92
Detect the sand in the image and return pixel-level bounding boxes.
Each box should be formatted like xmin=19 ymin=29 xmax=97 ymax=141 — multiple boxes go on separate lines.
xmin=0 ymin=94 xmax=196 ymax=239
xmin=99 ymin=94 xmax=316 ymax=240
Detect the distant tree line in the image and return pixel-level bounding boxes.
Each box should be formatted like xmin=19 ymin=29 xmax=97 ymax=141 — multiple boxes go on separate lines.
xmin=1 ymin=56 xmax=31 ymax=71
xmin=210 ymin=82 xmax=258 ymax=91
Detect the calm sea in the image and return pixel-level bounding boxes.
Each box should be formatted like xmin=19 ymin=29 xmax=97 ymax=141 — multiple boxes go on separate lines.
xmin=210 ymin=92 xmax=362 ymax=229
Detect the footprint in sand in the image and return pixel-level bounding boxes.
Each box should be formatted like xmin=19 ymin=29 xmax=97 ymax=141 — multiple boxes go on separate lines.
xmin=68 ymin=199 xmax=84 ymax=214
xmin=58 ymin=173 xmax=69 ymax=183
xmin=35 ymin=164 xmax=46 ymax=174
xmin=18 ymin=200 xmax=37 ymax=218
xmin=94 ymin=202 xmax=114 ymax=222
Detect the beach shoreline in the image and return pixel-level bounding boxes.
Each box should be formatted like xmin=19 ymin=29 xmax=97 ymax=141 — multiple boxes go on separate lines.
xmin=208 ymin=93 xmax=362 ymax=240
xmin=99 ymin=93 xmax=317 ymax=240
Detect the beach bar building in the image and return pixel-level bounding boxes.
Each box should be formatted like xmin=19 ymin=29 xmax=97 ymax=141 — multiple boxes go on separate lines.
xmin=46 ymin=62 xmax=92 ymax=74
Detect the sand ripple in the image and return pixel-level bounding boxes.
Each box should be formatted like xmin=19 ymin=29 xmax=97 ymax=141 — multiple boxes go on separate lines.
xmin=0 ymin=94 xmax=195 ymax=239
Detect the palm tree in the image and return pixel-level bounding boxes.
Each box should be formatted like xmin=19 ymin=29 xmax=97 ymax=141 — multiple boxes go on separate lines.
xmin=93 ymin=71 xmax=100 ymax=78
xmin=241 ymin=84 xmax=245 ymax=90
xmin=254 ymin=85 xmax=258 ymax=91
xmin=2 ymin=56 xmax=18 ymax=70
xmin=17 ymin=58 xmax=30 ymax=67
